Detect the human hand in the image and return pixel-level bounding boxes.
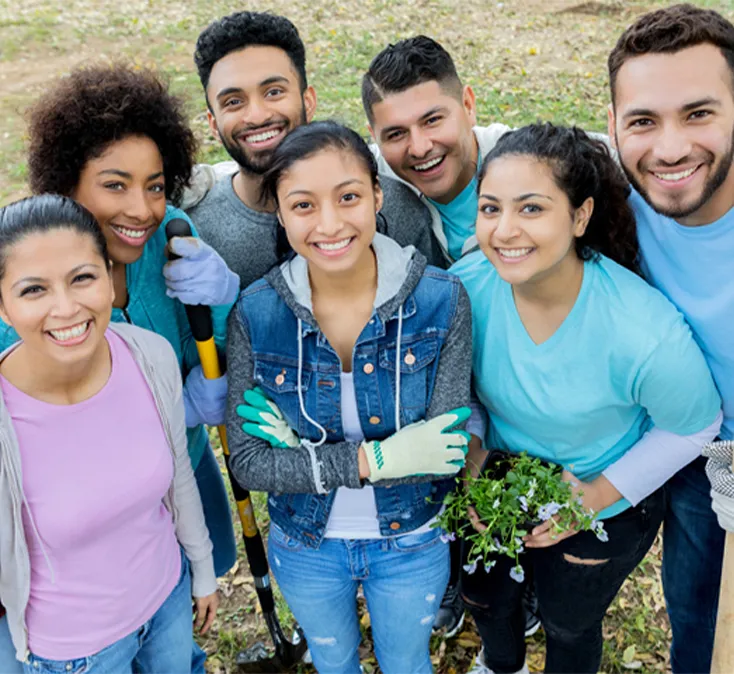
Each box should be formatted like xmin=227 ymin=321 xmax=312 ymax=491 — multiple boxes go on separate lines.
xmin=183 ymin=366 xmax=227 ymax=427
xmin=361 ymin=407 xmax=471 ymax=481
xmin=164 ymin=236 xmax=239 ymax=306
xmin=237 ymin=387 xmax=300 ymax=448
xmin=193 ymin=591 xmax=219 ymax=635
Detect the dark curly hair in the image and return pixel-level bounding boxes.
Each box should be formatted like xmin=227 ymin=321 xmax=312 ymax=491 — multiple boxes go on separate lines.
xmin=362 ymin=36 xmax=462 ymax=125
xmin=194 ymin=11 xmax=307 ymax=104
xmin=608 ymin=4 xmax=734 ymax=104
xmin=479 ymin=123 xmax=639 ymax=274
xmin=27 ymin=63 xmax=197 ymax=205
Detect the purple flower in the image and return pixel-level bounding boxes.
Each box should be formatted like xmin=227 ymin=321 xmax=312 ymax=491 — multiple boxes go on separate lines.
xmin=593 ymin=521 xmax=609 ymax=543
xmin=440 ymin=531 xmax=457 ymax=543
xmin=538 ymin=501 xmax=562 ymax=521
xmin=509 ymin=565 xmax=525 ymax=583
xmin=518 ymin=495 xmax=529 ymax=513
xmin=514 ymin=537 xmax=525 ymax=553
xmin=483 ymin=560 xmax=497 ymax=573
xmin=463 ymin=559 xmax=479 ymax=574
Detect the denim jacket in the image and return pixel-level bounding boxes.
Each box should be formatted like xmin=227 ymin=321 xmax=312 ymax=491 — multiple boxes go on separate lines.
xmin=225 ymin=234 xmax=472 ymax=548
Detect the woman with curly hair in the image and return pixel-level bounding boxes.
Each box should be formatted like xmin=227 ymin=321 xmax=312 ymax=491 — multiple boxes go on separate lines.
xmin=451 ymin=124 xmax=722 ymax=674
xmin=0 ymin=62 xmax=238 ymax=655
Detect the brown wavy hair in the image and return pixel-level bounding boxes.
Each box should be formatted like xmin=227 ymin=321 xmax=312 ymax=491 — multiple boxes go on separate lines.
xmin=479 ymin=123 xmax=640 ymax=274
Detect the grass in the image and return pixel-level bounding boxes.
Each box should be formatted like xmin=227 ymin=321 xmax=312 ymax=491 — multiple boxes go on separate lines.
xmin=2 ymin=0 xmax=731 ymax=670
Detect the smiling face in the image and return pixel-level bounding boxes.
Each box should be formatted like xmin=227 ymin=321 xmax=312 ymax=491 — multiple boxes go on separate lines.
xmin=369 ymin=80 xmax=477 ymax=204
xmin=206 ymin=46 xmax=316 ymax=175
xmin=476 ymin=155 xmax=591 ymax=288
xmin=0 ymin=229 xmax=114 ymax=367
xmin=275 ymin=148 xmax=383 ymax=276
xmin=72 ymin=135 xmax=167 ymax=265
xmin=610 ymin=44 xmax=734 ymax=225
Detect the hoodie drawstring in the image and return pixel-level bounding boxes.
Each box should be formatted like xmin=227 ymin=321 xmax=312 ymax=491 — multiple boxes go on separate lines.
xmin=394 ymin=305 xmax=403 ymax=433
xmin=297 ymin=318 xmax=328 ymax=494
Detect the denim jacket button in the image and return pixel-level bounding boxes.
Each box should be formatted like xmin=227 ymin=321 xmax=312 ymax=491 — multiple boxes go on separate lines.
xmin=390 ymin=521 xmax=401 ymax=530
xmin=363 ymin=363 xmax=374 ymax=374
xmin=404 ymin=351 xmax=416 ymax=366
xmin=369 ymin=416 xmax=381 ymax=425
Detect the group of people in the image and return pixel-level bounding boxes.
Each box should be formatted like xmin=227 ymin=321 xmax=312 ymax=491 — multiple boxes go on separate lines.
xmin=0 ymin=2 xmax=732 ymax=674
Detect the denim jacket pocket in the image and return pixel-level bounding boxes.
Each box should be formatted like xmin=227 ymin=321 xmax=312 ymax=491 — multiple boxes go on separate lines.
xmin=378 ymin=335 xmax=439 ymax=424
xmin=253 ymin=359 xmax=312 ymax=432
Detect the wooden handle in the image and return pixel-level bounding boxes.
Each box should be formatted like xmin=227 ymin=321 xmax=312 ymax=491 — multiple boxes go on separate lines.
xmin=712 ymin=534 xmax=734 ymax=671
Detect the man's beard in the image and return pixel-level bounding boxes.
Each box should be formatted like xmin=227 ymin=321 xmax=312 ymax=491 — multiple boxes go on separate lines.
xmin=618 ymin=127 xmax=734 ymax=220
xmin=221 ymin=103 xmax=308 ymax=176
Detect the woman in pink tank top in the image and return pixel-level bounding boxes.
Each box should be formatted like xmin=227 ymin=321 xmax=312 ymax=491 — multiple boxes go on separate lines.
xmin=0 ymin=195 xmax=219 ymax=674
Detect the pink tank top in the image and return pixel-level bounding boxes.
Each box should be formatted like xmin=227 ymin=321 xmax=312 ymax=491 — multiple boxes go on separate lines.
xmin=1 ymin=331 xmax=182 ymax=659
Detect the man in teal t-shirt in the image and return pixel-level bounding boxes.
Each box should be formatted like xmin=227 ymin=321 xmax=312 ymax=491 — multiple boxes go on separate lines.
xmin=362 ymin=36 xmax=512 ymax=266
xmin=608 ymin=6 xmax=734 ymax=673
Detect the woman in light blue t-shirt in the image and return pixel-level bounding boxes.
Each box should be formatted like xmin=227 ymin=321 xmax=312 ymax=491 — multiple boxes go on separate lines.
xmin=452 ymin=123 xmax=722 ymax=674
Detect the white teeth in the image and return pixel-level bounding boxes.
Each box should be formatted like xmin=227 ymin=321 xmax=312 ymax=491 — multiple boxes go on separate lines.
xmin=653 ymin=166 xmax=696 ymax=182
xmin=49 ymin=321 xmax=89 ymax=342
xmin=113 ymin=225 xmax=146 ymax=239
xmin=245 ymin=129 xmax=281 ymax=143
xmin=315 ymin=238 xmax=352 ymax=251
xmin=414 ymin=156 xmax=443 ymax=171
xmin=498 ymin=247 xmax=533 ymax=258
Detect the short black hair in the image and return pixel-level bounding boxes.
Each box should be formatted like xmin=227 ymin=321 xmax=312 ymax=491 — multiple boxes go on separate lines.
xmin=361 ymin=36 xmax=463 ymax=125
xmin=609 ymin=4 xmax=734 ymax=104
xmin=194 ymin=11 xmax=307 ymax=102
xmin=27 ymin=63 xmax=196 ymax=206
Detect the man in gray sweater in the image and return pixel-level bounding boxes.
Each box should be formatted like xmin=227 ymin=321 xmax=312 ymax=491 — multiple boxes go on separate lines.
xmin=185 ymin=11 xmax=443 ymax=290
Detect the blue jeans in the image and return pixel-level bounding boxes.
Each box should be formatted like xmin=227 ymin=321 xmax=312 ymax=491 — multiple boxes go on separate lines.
xmin=194 ymin=441 xmax=237 ymax=577
xmin=268 ymin=524 xmax=450 ymax=674
xmin=662 ymin=456 xmax=725 ymax=674
xmin=22 ymin=550 xmax=205 ymax=674
xmin=0 ymin=614 xmax=22 ymax=673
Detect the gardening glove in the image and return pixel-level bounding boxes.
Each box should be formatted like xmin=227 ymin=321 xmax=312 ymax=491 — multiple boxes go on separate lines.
xmin=237 ymin=387 xmax=300 ymax=448
xmin=183 ymin=365 xmax=228 ymax=428
xmin=164 ymin=237 xmax=239 ymax=306
xmin=361 ymin=407 xmax=471 ymax=482
xmin=703 ymin=440 xmax=734 ymax=532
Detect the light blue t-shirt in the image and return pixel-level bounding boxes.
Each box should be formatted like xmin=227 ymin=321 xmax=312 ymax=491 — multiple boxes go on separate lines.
xmin=451 ymin=251 xmax=721 ymax=519
xmin=428 ymin=174 xmax=478 ymax=262
xmin=632 ymin=189 xmax=734 ymax=441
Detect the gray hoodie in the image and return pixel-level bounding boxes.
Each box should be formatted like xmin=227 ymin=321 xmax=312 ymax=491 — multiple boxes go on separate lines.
xmin=0 ymin=323 xmax=216 ymax=661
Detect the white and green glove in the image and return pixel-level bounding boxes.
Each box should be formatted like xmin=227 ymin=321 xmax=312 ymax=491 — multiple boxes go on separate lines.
xmin=237 ymin=387 xmax=299 ymax=448
xmin=362 ymin=408 xmax=472 ymax=481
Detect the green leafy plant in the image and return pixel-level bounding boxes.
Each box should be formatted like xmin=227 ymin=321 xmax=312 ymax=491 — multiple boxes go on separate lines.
xmin=438 ymin=451 xmax=607 ymax=583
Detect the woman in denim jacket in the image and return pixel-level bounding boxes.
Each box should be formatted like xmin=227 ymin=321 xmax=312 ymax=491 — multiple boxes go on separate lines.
xmin=225 ymin=122 xmax=472 ymax=674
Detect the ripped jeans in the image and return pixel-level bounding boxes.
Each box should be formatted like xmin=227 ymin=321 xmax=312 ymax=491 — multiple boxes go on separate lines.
xmin=462 ymin=489 xmax=664 ymax=674
xmin=268 ymin=524 xmax=449 ymax=674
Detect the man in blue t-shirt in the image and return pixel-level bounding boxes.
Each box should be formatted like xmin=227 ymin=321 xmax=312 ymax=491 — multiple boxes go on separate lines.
xmin=607 ymin=5 xmax=734 ymax=672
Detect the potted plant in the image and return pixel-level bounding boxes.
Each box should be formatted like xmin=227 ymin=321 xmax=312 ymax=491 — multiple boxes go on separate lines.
xmin=437 ymin=451 xmax=608 ymax=582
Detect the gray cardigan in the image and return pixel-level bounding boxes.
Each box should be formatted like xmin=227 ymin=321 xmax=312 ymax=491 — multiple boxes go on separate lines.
xmin=0 ymin=323 xmax=216 ymax=662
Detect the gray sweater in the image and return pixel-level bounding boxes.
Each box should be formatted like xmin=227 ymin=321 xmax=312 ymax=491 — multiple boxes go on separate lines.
xmin=185 ymin=169 xmax=446 ymax=291
xmin=0 ymin=324 xmax=216 ymax=661
xmin=225 ymin=234 xmax=472 ymax=494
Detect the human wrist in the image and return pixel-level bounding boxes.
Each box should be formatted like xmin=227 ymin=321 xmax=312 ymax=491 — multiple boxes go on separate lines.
xmin=358 ymin=445 xmax=371 ymax=479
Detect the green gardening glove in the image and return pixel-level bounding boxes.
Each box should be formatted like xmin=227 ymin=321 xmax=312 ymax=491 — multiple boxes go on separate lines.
xmin=237 ymin=387 xmax=300 ymax=448
xmin=361 ymin=407 xmax=471 ymax=482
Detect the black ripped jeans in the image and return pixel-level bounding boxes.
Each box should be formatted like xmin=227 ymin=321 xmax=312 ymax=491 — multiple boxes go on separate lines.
xmin=462 ymin=490 xmax=665 ymax=674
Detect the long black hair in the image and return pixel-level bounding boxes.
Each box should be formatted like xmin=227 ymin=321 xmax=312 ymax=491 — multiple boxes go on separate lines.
xmin=479 ymin=123 xmax=639 ymax=273
xmin=0 ymin=195 xmax=110 ymax=292
xmin=261 ymin=120 xmax=382 ymax=259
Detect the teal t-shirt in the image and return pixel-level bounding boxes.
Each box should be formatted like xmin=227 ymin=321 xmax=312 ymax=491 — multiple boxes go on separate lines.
xmin=633 ymin=189 xmax=734 ymax=441
xmin=451 ymin=251 xmax=721 ymax=519
xmin=428 ymin=174 xmax=478 ymax=262
xmin=0 ymin=205 xmax=232 ymax=469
